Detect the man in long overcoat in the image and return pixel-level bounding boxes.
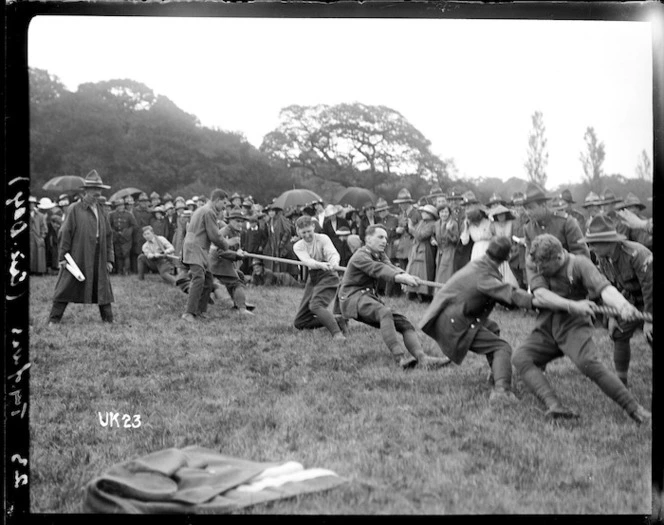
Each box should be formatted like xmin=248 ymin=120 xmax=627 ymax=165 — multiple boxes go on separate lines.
xmin=181 ymin=188 xmax=230 ymax=322
xmin=419 ymin=237 xmax=536 ymax=402
xmin=29 ymin=196 xmax=48 ymax=275
xmin=48 ymin=170 xmax=115 ymax=323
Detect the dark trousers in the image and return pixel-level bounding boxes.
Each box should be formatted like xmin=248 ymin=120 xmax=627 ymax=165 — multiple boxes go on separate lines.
xmin=186 ymin=264 xmax=213 ymax=316
xmin=138 ymin=255 xmax=176 ymax=285
xmin=49 ymin=301 xmax=113 ymax=323
xmin=293 ymin=270 xmax=340 ymax=335
xmin=512 ymin=314 xmax=639 ymax=414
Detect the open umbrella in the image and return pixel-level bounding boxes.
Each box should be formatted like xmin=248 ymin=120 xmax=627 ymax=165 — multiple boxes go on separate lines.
xmin=42 ymin=175 xmax=86 ymax=193
xmin=334 ymin=187 xmax=377 ymax=210
xmin=272 ymin=189 xmax=323 ymax=210
xmin=108 ymin=187 xmax=144 ymax=202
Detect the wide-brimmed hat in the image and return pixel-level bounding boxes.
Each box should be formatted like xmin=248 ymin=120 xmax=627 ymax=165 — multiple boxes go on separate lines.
xmin=428 ymin=186 xmax=445 ymax=198
xmin=230 ymin=192 xmax=243 ymax=201
xmin=549 ymin=197 xmax=567 ymax=212
xmin=393 ymin=188 xmax=414 ymax=204
xmin=81 ymin=169 xmax=110 ymax=190
xmin=616 ymin=192 xmax=646 ymax=211
xmin=419 ymin=204 xmax=439 ymax=220
xmin=488 ymin=204 xmax=515 ymax=221
xmin=599 ymin=188 xmax=622 ymax=206
xmin=487 ymin=192 xmax=506 ymax=207
xmin=138 ymin=192 xmax=150 ymax=202
xmin=324 ymin=204 xmax=341 ymax=217
xmin=38 ymin=197 xmax=56 ymax=210
xmin=151 ymin=206 xmax=165 ymax=214
xmin=461 ymin=191 xmax=480 ymax=206
xmin=163 ymin=201 xmax=174 ymax=211
xmin=580 ymin=214 xmax=626 ymax=243
xmin=162 ymin=193 xmax=173 ymax=202
xmin=29 ymin=195 xmax=38 ymax=204
xmin=522 ymin=182 xmax=552 ymax=205
xmin=58 ymin=193 xmax=69 ymax=201
xmin=266 ymin=200 xmax=283 ymax=211
xmin=174 ymin=195 xmax=185 ymax=203
xmin=581 ymin=191 xmax=601 ymax=208
xmin=242 ymin=199 xmax=254 ymax=208
xmin=559 ymin=189 xmax=576 ymax=204
xmin=374 ymin=198 xmax=390 ymax=213
xmin=124 ymin=195 xmax=134 ymax=204
xmin=510 ymin=191 xmax=526 ymax=206
xmin=361 ymin=201 xmax=376 ymax=211
xmin=185 ymin=199 xmax=195 ymax=207
xmin=112 ymin=198 xmax=125 ymax=207
xmin=336 ymin=226 xmax=351 ymax=236
xmin=149 ymin=191 xmax=160 ymax=201
xmin=448 ymin=187 xmax=465 ymax=202
xmin=227 ymin=209 xmax=246 ymax=221
xmin=174 ymin=200 xmax=186 ymax=210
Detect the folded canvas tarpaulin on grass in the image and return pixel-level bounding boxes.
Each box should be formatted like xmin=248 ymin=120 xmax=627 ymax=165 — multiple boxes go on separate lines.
xmin=84 ymin=445 xmax=346 ymax=513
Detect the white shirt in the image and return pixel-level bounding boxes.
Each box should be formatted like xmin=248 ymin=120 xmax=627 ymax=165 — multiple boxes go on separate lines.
xmin=293 ymin=233 xmax=340 ymax=270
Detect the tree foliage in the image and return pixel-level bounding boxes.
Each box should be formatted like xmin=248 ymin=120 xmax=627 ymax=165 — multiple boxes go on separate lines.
xmin=29 ymin=68 xmax=289 ymax=202
xmin=260 ymin=103 xmax=453 ymax=193
xmin=524 ymin=110 xmax=549 ymax=188
xmin=579 ymin=126 xmax=606 ymax=193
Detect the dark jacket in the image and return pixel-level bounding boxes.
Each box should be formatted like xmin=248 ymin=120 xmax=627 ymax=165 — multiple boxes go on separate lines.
xmin=419 ymin=255 xmax=532 ymax=364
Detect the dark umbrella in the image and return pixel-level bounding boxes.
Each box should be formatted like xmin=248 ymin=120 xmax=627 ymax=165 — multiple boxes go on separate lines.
xmin=272 ymin=189 xmax=323 ymax=210
xmin=108 ymin=187 xmax=144 ymax=202
xmin=334 ymin=187 xmax=378 ymax=210
xmin=42 ymin=175 xmax=86 ymax=193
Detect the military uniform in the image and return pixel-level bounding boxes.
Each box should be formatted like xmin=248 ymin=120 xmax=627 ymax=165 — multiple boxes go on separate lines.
xmin=567 ymin=208 xmax=587 ymax=236
xmin=512 ymin=251 xmax=643 ymax=417
xmin=339 ymin=246 xmax=438 ymax=366
xmin=209 ymin=223 xmax=250 ymax=311
xmin=419 ymin=253 xmax=533 ymax=390
xmin=509 ymin=210 xmax=529 ymax=290
xmin=597 ymin=240 xmax=653 ymax=383
xmin=109 ymin=209 xmax=137 ymax=275
xmin=524 ymin=209 xmax=590 ymax=284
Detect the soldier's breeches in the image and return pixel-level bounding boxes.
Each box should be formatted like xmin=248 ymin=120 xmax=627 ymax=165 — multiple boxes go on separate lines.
xmin=613 ymin=340 xmax=631 ymax=383
xmin=486 ymin=348 xmax=512 ymax=390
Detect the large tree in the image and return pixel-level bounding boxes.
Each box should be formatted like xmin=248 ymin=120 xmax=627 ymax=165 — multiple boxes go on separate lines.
xmin=524 ymin=110 xmax=549 ymax=188
xmin=260 ymin=103 xmax=450 ymax=192
xmin=579 ymin=126 xmax=606 ymax=193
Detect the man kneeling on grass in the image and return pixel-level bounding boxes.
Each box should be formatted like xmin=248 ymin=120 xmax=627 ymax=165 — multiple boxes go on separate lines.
xmin=511 ymin=233 xmax=650 ymax=423
xmin=419 ymin=236 xmax=536 ymax=402
xmin=292 ymin=215 xmax=347 ymax=342
xmin=338 ymin=225 xmax=450 ymax=370
xmin=138 ymin=226 xmax=176 ymax=286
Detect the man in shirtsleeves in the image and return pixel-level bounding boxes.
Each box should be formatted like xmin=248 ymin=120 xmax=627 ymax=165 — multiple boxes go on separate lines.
xmin=339 ymin=225 xmax=451 ymax=370
xmin=292 ymin=215 xmax=347 ymax=342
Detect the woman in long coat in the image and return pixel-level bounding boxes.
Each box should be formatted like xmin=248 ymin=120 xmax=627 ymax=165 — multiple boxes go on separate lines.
xmin=404 ymin=204 xmax=438 ymax=301
xmin=432 ymin=204 xmax=458 ymax=285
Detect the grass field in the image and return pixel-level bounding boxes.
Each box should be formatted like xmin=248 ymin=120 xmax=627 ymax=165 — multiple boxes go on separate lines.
xmin=28 ymin=273 xmax=653 ymax=515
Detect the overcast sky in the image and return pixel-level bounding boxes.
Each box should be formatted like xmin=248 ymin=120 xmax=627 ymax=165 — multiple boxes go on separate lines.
xmin=28 ymin=15 xmax=654 ymax=190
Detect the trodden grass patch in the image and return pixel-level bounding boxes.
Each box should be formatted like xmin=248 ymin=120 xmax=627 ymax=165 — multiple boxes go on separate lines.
xmin=28 ymin=274 xmax=652 ymax=514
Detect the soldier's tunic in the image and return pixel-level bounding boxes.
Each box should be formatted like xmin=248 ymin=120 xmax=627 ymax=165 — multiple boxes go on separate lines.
xmin=567 ymin=208 xmax=587 ymax=236
xmin=109 ymin=209 xmax=136 ymax=273
xmin=419 ymin=255 xmax=533 ymax=367
xmin=209 ymin=224 xmax=249 ymax=310
xmin=512 ymin=251 xmax=641 ymax=415
xmin=509 ymin=210 xmax=529 ymax=290
xmin=597 ymin=240 xmax=653 ymax=381
xmin=338 ymin=246 xmax=417 ymax=356
xmin=524 ymin=210 xmax=590 ymax=284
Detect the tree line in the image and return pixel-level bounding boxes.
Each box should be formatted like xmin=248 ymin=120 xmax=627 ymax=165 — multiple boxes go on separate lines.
xmin=30 ymin=68 xmax=651 ymax=214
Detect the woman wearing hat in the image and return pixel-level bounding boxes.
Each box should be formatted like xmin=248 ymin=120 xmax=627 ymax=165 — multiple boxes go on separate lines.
xmin=48 ymin=170 xmax=115 ymax=324
xmin=29 ymin=196 xmax=48 ymax=275
xmin=404 ymin=204 xmax=438 ymax=301
xmin=488 ymin=205 xmax=519 ymax=287
xmin=460 ymin=192 xmax=493 ymax=262
xmin=322 ymin=204 xmax=350 ymax=257
xmin=393 ymin=189 xmax=421 ymax=298
xmin=262 ymin=202 xmax=293 ymax=274
xmin=432 ymin=203 xmax=458 ymax=286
